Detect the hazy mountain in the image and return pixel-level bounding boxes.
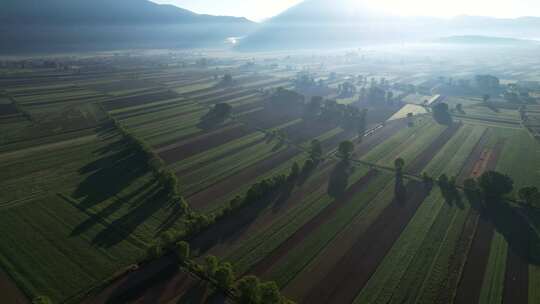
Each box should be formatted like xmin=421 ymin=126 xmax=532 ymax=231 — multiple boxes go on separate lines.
xmin=0 ymin=0 xmax=257 ymax=53
xmin=238 ymin=0 xmax=540 ymax=50
xmin=436 ymin=35 xmax=540 ymax=45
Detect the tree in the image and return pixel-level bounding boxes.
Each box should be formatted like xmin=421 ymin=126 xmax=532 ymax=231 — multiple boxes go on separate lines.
xmin=204 ymin=255 xmax=219 ymax=277
xmin=421 ymin=172 xmax=433 ymax=189
xmin=259 ymin=281 xmax=282 ymax=304
xmin=215 ymin=262 xmax=235 ymax=290
xmin=147 ymin=243 xmax=162 ymax=259
xmin=236 ymin=275 xmax=261 ymax=304
xmin=176 ymin=241 xmax=190 ymax=262
xmin=432 ymin=102 xmax=452 ymax=125
xmin=288 ymin=161 xmax=300 ymax=182
xmin=32 ymin=296 xmax=53 ymax=304
xmin=438 ymin=173 xmax=449 ymax=189
xmin=456 ymin=103 xmax=464 ymax=113
xmin=386 ymin=91 xmax=394 ymax=103
xmin=519 ymin=186 xmax=540 ymax=208
xmin=478 ymin=171 xmax=514 ymax=200
xmin=463 ymin=177 xmax=482 ymax=205
xmin=338 ymin=140 xmax=354 ymax=160
xmin=394 ymin=158 xmax=405 ymax=171
xmin=482 ymin=94 xmax=491 ymax=103
xmin=222 ymin=73 xmax=233 ymax=85
xmin=309 ymin=139 xmax=323 ymax=162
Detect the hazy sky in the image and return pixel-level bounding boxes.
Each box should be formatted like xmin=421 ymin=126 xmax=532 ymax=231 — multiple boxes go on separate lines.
xmin=151 ymin=0 xmax=540 ymax=21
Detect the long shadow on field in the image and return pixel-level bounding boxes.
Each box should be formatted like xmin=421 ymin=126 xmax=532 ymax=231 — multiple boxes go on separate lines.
xmin=327 ymin=160 xmax=353 ymax=198
xmin=70 ymin=179 xmax=157 ymax=237
xmin=487 ymin=201 xmax=540 ymax=266
xmin=190 ymin=187 xmax=293 ymax=254
xmin=464 ymin=191 xmax=540 ymax=265
xmin=92 ymin=185 xmax=169 ymax=248
xmin=73 ymin=140 xmax=148 ymax=211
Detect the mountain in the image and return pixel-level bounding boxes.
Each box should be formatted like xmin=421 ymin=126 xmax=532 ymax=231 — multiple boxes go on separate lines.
xmin=238 ymin=0 xmax=540 ymax=50
xmin=436 ymin=35 xmax=540 ymax=45
xmin=0 ymin=0 xmax=257 ymax=53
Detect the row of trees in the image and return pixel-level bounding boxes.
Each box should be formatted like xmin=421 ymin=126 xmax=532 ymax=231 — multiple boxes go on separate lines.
xmin=175 ymin=242 xmax=294 ymax=304
xmin=147 ymin=155 xmax=318 ymax=260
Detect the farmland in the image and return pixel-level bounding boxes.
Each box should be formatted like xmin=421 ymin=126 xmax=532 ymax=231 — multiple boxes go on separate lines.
xmin=0 ymin=46 xmax=539 ymax=304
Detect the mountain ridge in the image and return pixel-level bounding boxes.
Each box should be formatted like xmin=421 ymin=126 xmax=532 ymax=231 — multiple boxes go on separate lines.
xmin=0 ymin=0 xmax=257 ymax=53
xmin=238 ymin=0 xmax=540 ymax=50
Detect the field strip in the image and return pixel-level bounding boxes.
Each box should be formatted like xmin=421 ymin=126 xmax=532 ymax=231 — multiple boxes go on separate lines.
xmin=479 ymin=231 xmax=508 ymax=304
xmin=57 ymin=193 xmax=149 ymax=250
xmin=0 ymin=134 xmax=97 ymax=161
xmin=248 ymin=170 xmax=380 ymax=276
xmin=0 ymin=191 xmax=46 ymax=210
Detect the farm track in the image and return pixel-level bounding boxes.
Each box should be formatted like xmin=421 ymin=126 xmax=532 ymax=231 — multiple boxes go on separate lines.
xmin=303 ymin=181 xmax=430 ymax=304
xmin=248 ymin=169 xmax=380 ymax=277
xmin=453 ymin=140 xmax=505 ymax=304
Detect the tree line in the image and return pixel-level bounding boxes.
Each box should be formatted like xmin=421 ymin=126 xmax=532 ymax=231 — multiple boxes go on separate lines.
xmin=175 ymin=241 xmax=294 ymax=304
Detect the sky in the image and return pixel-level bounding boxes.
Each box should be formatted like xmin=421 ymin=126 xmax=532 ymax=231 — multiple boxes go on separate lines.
xmin=151 ymin=0 xmax=540 ymax=22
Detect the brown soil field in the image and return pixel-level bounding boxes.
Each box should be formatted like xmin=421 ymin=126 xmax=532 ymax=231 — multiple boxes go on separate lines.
xmin=103 ymin=90 xmax=179 ymax=111
xmin=248 ymin=169 xmax=380 ymax=277
xmin=187 ymin=147 xmax=302 ymax=210
xmin=302 ymin=181 xmax=430 ymax=304
xmin=453 ymin=140 xmax=505 ymax=304
xmin=157 ymin=124 xmax=251 ymax=163
xmin=0 ymin=270 xmax=29 ymax=304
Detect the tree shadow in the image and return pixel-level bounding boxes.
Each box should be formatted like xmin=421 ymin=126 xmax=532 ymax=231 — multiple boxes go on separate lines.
xmin=91 ymin=185 xmax=168 ymax=248
xmin=176 ymin=281 xmax=210 ymax=304
xmin=190 ymin=190 xmax=285 ymax=254
xmin=394 ymin=172 xmax=407 ymax=204
xmin=73 ymin=146 xmax=148 ymax=211
xmin=106 ymin=256 xmax=179 ymax=304
xmin=327 ymin=160 xmax=352 ymax=198
xmin=486 ymin=200 xmax=540 ymax=266
xmin=196 ymin=116 xmax=228 ymax=131
xmin=464 ymin=191 xmax=540 ymax=266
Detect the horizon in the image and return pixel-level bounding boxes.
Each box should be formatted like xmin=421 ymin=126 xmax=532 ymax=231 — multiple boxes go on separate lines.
xmin=151 ymin=0 xmax=540 ymax=22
